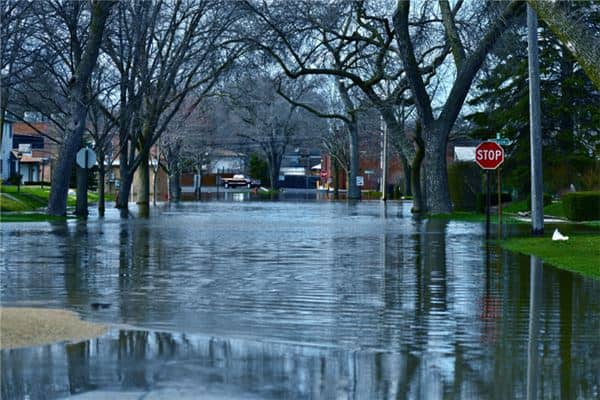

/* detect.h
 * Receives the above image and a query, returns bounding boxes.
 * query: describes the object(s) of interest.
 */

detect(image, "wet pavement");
[1,199,599,399]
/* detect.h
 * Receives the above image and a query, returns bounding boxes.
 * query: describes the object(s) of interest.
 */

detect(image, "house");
[9,121,60,184]
[320,138,405,193]
[278,148,321,189]
[208,149,246,174]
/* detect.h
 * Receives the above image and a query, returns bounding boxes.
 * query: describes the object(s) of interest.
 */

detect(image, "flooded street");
[1,200,599,399]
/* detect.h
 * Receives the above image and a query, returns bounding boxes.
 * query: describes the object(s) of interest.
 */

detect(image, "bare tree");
[393,0,525,213]
[159,99,215,202]
[240,0,437,208]
[102,0,242,217]
[47,0,115,216]
[0,1,37,138]
[224,74,323,189]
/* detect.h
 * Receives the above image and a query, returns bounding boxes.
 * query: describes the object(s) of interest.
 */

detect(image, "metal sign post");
[475,141,505,240]
[75,147,97,217]
[498,168,502,237]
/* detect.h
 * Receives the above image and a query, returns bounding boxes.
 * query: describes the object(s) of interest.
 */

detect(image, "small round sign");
[76,148,97,169]
[475,142,504,170]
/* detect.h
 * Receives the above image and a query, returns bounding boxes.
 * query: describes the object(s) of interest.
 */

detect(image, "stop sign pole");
[475,142,505,240]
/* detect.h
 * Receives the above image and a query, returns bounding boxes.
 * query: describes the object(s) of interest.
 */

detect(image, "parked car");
[221,174,260,188]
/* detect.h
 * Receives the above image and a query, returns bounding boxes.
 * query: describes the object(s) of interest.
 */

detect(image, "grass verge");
[429,211,523,224]
[503,199,566,218]
[1,184,99,211]
[0,213,70,222]
[502,235,600,279]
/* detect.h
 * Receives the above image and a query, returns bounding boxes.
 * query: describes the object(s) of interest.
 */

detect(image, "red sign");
[475,142,504,170]
[320,170,328,178]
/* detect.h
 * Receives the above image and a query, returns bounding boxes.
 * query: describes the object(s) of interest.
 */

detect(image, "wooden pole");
[486,170,491,241]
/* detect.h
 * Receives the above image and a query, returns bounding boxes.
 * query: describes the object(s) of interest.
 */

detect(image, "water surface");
[1,200,599,399]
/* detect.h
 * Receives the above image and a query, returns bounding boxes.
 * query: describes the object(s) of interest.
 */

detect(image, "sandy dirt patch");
[0,307,107,349]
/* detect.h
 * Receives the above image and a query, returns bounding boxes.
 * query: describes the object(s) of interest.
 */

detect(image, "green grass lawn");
[0,213,69,222]
[503,199,566,218]
[502,235,600,278]
[1,184,101,215]
[0,185,50,211]
[430,211,523,224]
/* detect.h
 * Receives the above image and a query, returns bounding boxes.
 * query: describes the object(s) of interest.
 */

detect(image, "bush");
[7,173,22,185]
[448,162,480,211]
[24,181,51,186]
[562,192,600,221]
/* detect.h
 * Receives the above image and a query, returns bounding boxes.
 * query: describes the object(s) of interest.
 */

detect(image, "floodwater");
[1,199,599,399]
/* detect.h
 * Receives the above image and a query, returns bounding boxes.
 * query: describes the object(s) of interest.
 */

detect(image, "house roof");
[211,149,245,157]
[10,149,44,163]
[12,122,51,137]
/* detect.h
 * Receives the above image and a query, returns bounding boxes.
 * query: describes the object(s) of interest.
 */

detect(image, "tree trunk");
[152,165,158,206]
[195,166,202,200]
[98,154,105,217]
[168,169,181,202]
[410,141,425,213]
[116,171,133,217]
[47,1,114,216]
[400,155,412,197]
[48,116,83,216]
[333,159,340,199]
[136,152,150,217]
[75,165,89,217]
[267,150,282,190]
[347,121,361,200]
[423,126,452,214]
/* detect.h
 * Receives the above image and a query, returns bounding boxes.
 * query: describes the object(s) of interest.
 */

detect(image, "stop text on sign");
[477,149,502,161]
[475,141,504,170]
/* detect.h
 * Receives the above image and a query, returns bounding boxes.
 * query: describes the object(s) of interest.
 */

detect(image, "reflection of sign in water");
[356,176,364,186]
[76,148,97,169]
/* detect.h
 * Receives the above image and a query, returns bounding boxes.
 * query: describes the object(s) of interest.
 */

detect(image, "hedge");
[448,162,480,211]
[562,191,600,221]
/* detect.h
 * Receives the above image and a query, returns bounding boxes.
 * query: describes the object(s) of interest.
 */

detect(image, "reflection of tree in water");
[2,205,600,400]
[54,220,108,308]
[117,222,168,326]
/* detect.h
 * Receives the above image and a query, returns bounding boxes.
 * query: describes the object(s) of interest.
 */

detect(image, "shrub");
[7,173,22,185]
[24,181,51,186]
[448,162,480,211]
[562,192,600,221]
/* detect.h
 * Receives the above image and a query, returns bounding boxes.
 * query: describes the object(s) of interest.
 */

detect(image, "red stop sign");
[475,141,504,170]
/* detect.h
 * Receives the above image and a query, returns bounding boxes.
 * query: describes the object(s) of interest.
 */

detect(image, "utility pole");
[380,117,388,201]
[527,4,544,235]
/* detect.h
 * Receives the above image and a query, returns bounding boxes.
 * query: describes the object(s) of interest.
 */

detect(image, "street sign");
[475,142,504,170]
[76,147,97,169]
[356,176,364,186]
[491,138,511,146]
